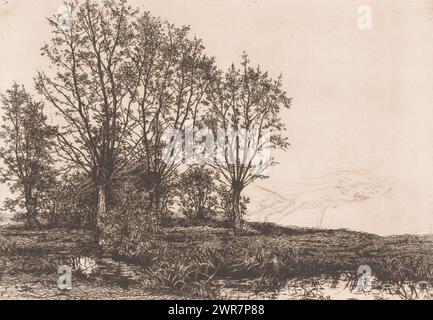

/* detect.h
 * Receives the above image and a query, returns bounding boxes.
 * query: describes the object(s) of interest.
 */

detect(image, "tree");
[0,84,55,228]
[124,17,216,226]
[177,166,218,220]
[36,0,141,237]
[36,0,215,237]
[205,54,291,233]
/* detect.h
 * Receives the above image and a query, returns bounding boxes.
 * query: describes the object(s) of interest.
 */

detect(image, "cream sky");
[1,0,433,234]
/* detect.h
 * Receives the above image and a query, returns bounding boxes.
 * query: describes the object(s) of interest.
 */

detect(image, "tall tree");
[36,0,140,237]
[123,16,215,225]
[205,54,291,233]
[0,84,55,228]
[36,0,215,235]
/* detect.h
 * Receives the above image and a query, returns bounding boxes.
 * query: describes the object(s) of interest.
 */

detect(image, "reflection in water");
[219,275,433,300]
[70,257,98,276]
[56,256,433,299]
[64,255,145,285]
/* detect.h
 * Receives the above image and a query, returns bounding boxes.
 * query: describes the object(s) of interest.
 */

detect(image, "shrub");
[39,173,96,228]
[101,176,155,252]
[177,166,218,220]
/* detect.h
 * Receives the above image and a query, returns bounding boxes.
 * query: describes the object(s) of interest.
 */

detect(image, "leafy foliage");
[0,84,55,228]
[204,53,291,232]
[177,166,218,220]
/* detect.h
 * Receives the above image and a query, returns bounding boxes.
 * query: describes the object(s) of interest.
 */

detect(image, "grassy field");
[1,222,433,299]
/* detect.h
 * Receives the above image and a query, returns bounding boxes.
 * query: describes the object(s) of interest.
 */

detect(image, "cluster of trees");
[0,0,290,245]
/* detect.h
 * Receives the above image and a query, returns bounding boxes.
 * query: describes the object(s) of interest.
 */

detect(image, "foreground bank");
[1,222,433,299]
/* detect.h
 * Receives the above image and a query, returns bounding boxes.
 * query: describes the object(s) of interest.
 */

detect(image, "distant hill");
[245,170,394,235]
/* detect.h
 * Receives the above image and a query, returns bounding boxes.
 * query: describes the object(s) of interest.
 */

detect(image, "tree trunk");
[25,188,40,229]
[197,205,205,220]
[25,203,39,229]
[232,187,243,235]
[95,184,107,243]
[151,185,161,231]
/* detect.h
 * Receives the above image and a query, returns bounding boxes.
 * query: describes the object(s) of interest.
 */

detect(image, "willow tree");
[36,0,140,236]
[205,54,291,233]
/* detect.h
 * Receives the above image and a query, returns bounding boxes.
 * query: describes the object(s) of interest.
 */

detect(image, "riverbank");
[1,222,433,299]
[0,226,171,299]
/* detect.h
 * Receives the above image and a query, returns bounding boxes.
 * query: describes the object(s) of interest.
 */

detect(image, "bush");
[39,173,96,228]
[177,166,218,220]
[101,176,155,252]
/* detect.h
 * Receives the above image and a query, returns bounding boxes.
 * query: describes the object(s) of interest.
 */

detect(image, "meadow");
[1,220,432,300]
